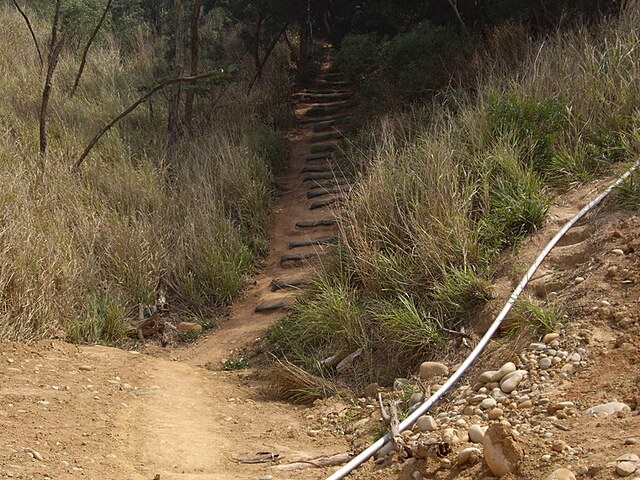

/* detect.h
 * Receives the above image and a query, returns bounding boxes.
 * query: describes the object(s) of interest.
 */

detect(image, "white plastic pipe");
[326,160,640,480]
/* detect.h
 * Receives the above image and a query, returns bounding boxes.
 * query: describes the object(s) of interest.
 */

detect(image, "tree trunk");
[71,0,113,96]
[283,29,298,63]
[39,0,63,167]
[252,12,264,77]
[183,0,202,130]
[297,22,309,80]
[445,0,470,36]
[167,0,183,163]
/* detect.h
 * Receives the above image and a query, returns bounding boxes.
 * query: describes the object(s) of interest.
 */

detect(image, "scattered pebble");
[545,468,576,480]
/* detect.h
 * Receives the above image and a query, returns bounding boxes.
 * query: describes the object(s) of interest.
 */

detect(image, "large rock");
[545,468,576,480]
[419,361,449,380]
[468,424,487,443]
[482,424,524,477]
[584,401,631,415]
[415,415,437,432]
[500,370,527,394]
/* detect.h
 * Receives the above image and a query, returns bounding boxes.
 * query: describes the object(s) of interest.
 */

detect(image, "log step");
[308,179,351,189]
[280,252,328,264]
[255,299,286,313]
[307,188,346,199]
[297,92,353,103]
[310,132,341,143]
[300,113,349,125]
[306,152,333,162]
[317,80,351,87]
[309,143,337,154]
[303,172,347,182]
[302,165,335,173]
[270,278,310,291]
[310,197,343,210]
[305,105,342,117]
[296,219,337,228]
[288,237,337,249]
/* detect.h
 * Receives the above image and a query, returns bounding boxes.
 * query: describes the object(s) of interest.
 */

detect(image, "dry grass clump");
[268,4,640,386]
[0,6,291,342]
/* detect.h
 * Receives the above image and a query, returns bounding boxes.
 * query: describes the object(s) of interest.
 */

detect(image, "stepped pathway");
[184,48,358,368]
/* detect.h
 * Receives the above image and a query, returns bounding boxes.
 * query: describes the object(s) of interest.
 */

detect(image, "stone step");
[270,278,310,291]
[310,197,343,210]
[288,237,337,249]
[280,251,329,264]
[295,219,337,228]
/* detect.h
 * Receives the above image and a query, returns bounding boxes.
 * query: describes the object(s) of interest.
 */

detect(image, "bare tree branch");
[247,22,288,95]
[71,71,225,171]
[70,0,113,96]
[11,0,43,71]
[184,0,202,130]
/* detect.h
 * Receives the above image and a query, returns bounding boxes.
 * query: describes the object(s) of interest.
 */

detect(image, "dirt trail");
[0,47,357,480]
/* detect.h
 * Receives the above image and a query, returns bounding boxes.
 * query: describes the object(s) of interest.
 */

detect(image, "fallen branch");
[378,393,409,460]
[271,452,352,471]
[233,452,280,464]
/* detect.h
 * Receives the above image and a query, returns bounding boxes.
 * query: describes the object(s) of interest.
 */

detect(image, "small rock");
[24,449,43,461]
[482,423,524,477]
[176,322,203,332]
[518,400,533,409]
[552,440,567,452]
[457,447,482,466]
[612,248,625,256]
[541,454,552,462]
[468,424,487,443]
[479,370,501,383]
[616,462,637,477]
[585,402,631,415]
[408,392,424,408]
[419,362,449,380]
[569,353,582,362]
[539,357,552,370]
[259,476,273,480]
[481,397,498,409]
[560,364,575,374]
[79,365,92,372]
[543,333,560,344]
[362,383,381,398]
[497,362,517,380]
[575,277,585,284]
[545,468,576,480]
[489,408,504,420]
[415,415,437,432]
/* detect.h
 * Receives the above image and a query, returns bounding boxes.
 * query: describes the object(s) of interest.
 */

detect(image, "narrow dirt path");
[0,47,358,480]
[183,48,358,369]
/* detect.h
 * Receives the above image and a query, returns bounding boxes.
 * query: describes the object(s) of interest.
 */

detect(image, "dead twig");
[271,452,352,471]
[377,393,409,460]
[233,452,280,464]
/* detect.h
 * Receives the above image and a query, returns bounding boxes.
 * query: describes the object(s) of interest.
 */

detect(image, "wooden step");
[310,132,342,143]
[309,143,337,154]
[280,252,329,264]
[301,165,335,173]
[307,188,347,199]
[310,197,343,210]
[303,172,348,182]
[308,179,351,189]
[300,113,349,125]
[295,219,337,228]
[288,237,337,249]
[270,278,310,291]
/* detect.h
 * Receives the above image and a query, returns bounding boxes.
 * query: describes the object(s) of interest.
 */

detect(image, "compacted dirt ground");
[1,56,639,479]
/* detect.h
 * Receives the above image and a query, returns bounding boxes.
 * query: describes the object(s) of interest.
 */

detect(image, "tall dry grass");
[268,3,640,387]
[0,5,291,342]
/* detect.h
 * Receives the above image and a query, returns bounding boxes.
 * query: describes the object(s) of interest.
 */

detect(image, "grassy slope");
[268,4,640,388]
[0,6,291,342]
